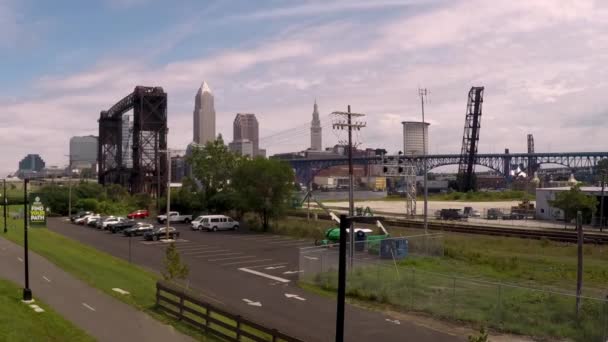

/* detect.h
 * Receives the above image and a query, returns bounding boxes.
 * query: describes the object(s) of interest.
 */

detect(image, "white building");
[536,187,607,221]
[401,121,430,156]
[193,81,216,145]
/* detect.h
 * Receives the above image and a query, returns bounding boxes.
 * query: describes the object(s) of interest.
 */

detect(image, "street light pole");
[419,88,429,234]
[166,149,171,241]
[23,179,32,301]
[68,175,72,219]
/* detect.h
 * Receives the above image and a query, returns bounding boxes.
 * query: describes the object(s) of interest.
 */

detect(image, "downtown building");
[69,135,98,171]
[16,154,45,179]
[193,81,216,145]
[229,113,265,157]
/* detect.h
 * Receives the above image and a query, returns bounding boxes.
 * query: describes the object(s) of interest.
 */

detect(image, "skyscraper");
[193,81,216,144]
[310,100,322,151]
[69,135,98,169]
[232,113,260,156]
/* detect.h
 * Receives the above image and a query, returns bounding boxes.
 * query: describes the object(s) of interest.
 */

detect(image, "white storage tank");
[401,121,430,156]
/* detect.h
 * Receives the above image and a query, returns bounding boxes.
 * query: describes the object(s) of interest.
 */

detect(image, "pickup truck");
[157,211,192,224]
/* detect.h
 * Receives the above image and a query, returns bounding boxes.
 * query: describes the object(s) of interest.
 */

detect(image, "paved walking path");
[0,237,195,342]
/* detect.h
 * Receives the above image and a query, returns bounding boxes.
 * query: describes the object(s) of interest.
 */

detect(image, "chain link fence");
[299,234,608,342]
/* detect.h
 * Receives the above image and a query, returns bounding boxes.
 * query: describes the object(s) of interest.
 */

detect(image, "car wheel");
[212,226,218,232]
[184,218,190,224]
[154,235,159,241]
[233,225,239,231]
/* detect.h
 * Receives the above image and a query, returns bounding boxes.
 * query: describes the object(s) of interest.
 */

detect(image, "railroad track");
[288,211,608,244]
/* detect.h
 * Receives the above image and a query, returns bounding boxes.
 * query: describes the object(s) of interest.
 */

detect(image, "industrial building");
[535,187,608,223]
[69,135,98,170]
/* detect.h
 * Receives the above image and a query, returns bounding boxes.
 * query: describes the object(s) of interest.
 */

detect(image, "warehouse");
[536,187,608,224]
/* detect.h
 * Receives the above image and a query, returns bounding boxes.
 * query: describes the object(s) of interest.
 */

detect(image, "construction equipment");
[301,191,390,246]
[511,199,535,219]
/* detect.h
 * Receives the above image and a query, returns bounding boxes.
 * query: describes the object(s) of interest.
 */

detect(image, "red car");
[127,210,149,219]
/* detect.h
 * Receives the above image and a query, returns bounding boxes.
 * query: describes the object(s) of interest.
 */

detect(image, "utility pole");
[600,171,606,232]
[575,211,583,317]
[3,179,7,233]
[419,88,429,234]
[332,106,366,269]
[166,150,171,241]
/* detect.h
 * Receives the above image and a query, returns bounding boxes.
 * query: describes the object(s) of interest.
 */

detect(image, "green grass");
[273,217,608,341]
[1,213,218,341]
[0,278,95,342]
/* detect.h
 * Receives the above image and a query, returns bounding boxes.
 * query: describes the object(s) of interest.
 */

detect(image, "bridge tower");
[527,133,535,177]
[457,87,484,192]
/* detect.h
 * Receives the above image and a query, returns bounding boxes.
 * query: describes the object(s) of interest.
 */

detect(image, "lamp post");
[23,178,32,301]
[159,149,171,241]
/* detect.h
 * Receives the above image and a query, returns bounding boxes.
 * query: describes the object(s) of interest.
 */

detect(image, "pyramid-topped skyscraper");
[193,81,216,144]
[310,100,322,151]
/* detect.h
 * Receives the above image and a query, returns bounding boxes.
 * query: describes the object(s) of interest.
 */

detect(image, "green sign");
[29,193,46,226]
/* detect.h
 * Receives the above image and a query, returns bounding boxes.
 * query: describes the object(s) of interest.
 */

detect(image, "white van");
[191,215,239,231]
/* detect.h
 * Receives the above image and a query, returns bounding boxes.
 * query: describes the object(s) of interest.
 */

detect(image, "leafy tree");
[104,184,129,202]
[549,185,598,226]
[38,184,69,215]
[232,158,294,231]
[187,136,241,207]
[75,198,99,212]
[162,242,189,282]
[74,182,105,200]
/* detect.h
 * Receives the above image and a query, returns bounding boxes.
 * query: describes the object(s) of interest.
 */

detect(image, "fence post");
[603,295,608,342]
[272,329,278,342]
[179,296,184,321]
[236,316,241,341]
[156,282,160,306]
[205,303,210,331]
[410,268,416,309]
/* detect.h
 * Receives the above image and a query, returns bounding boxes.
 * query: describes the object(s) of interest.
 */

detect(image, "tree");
[597,159,608,230]
[232,158,295,231]
[162,242,189,282]
[187,136,241,208]
[549,185,598,228]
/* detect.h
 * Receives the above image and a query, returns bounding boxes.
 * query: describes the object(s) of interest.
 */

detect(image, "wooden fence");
[156,281,304,342]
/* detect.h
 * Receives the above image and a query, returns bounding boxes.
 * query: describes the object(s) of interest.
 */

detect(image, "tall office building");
[310,100,322,151]
[17,154,45,178]
[193,81,216,144]
[233,113,260,156]
[69,135,98,169]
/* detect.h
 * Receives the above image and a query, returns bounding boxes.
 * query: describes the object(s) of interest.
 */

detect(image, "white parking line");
[204,252,242,258]
[221,258,273,266]
[182,249,227,256]
[248,262,289,269]
[17,257,23,262]
[177,246,217,252]
[208,255,254,262]
[42,276,51,283]
[238,267,291,283]
[82,303,96,312]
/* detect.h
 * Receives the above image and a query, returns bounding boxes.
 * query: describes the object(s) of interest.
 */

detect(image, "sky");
[1,0,608,176]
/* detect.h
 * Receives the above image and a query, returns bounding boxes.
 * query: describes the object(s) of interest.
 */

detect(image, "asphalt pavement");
[0,235,194,342]
[48,218,464,342]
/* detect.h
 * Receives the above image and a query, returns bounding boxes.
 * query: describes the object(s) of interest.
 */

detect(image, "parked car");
[96,216,114,229]
[75,214,96,225]
[143,226,180,241]
[100,217,124,230]
[109,220,136,234]
[71,211,92,223]
[127,209,149,219]
[157,211,192,224]
[86,215,103,227]
[123,222,154,237]
[192,215,239,232]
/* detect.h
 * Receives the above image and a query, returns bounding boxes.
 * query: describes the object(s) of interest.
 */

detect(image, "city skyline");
[193,81,216,145]
[2,1,608,177]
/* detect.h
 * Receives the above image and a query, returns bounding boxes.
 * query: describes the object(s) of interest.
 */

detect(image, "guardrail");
[156,281,303,342]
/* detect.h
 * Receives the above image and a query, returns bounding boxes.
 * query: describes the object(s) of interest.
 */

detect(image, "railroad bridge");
[286,152,608,185]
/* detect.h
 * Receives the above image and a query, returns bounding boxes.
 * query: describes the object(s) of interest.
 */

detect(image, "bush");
[75,198,99,212]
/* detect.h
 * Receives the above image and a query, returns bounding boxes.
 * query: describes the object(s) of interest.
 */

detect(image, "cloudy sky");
[1,0,607,176]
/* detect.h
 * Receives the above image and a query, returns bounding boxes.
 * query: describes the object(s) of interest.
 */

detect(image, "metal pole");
[129,235,132,264]
[576,211,583,317]
[68,176,72,219]
[600,174,605,232]
[335,214,348,342]
[166,150,171,241]
[347,105,355,269]
[3,179,7,233]
[420,89,428,234]
[23,179,32,301]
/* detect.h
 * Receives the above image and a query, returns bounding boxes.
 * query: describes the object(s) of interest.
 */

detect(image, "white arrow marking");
[385,319,400,325]
[17,257,23,262]
[112,288,130,295]
[242,299,262,307]
[265,266,286,270]
[285,293,306,301]
[283,270,304,275]
[82,303,96,312]
[42,276,51,283]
